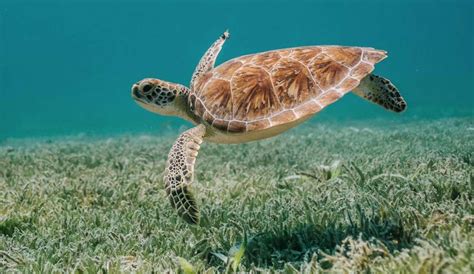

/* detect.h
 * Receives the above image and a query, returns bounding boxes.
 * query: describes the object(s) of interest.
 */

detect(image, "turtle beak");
[131,83,143,101]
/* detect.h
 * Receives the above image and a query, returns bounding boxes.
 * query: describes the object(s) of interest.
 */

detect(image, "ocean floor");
[0,118,473,272]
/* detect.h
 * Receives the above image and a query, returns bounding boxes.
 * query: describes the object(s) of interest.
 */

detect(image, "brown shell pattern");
[189,46,387,133]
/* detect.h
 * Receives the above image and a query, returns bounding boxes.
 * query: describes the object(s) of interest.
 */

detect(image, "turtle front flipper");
[164,124,206,224]
[190,30,230,87]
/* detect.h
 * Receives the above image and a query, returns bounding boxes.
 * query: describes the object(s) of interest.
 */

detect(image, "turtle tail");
[353,74,407,113]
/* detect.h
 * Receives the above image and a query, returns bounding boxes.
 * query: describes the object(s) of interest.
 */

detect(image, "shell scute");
[289,47,322,63]
[271,58,319,109]
[252,51,281,70]
[246,119,271,132]
[277,49,293,57]
[309,54,350,90]
[231,65,281,121]
[212,119,229,131]
[351,62,374,79]
[214,60,242,80]
[363,49,387,63]
[324,47,362,67]
[337,77,360,91]
[199,79,232,120]
[193,72,213,96]
[270,110,297,125]
[294,100,322,118]
[318,90,342,106]
[228,120,247,132]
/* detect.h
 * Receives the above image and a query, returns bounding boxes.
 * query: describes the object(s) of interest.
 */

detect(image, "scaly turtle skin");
[131,31,407,224]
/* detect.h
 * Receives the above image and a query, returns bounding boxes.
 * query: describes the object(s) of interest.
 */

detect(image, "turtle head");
[131,78,190,117]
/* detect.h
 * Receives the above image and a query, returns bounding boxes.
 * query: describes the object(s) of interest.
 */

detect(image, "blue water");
[1,0,472,139]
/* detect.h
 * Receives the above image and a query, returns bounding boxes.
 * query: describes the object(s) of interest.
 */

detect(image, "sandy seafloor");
[0,117,473,272]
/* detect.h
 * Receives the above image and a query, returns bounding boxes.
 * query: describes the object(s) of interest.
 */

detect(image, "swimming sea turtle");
[131,31,407,224]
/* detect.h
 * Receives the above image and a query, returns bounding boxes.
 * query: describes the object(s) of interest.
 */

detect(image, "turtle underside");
[189,46,386,133]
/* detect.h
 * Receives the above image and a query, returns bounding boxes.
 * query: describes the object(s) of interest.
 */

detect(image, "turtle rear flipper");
[164,124,206,224]
[353,74,407,113]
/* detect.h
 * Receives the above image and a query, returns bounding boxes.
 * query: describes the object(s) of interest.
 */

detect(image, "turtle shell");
[189,46,386,133]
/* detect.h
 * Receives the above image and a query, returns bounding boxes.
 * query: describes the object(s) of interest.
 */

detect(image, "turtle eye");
[142,84,152,93]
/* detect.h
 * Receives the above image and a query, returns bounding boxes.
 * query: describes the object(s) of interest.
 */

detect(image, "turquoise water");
[0,0,472,139]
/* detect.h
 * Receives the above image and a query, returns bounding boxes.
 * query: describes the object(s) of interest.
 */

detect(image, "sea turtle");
[131,31,407,224]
